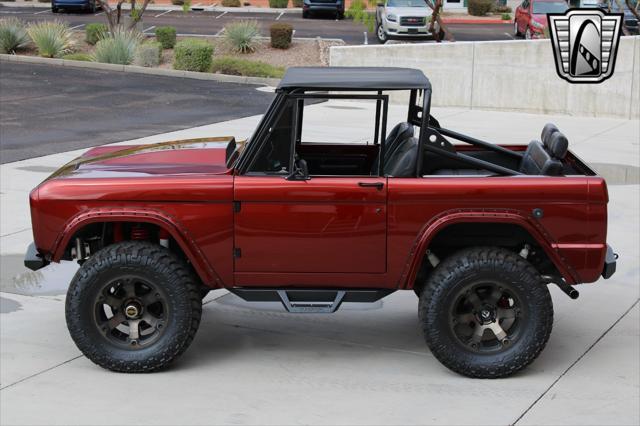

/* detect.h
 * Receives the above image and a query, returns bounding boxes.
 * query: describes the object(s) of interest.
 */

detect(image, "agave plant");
[224,20,260,54]
[27,20,74,58]
[0,18,30,54]
[93,29,143,65]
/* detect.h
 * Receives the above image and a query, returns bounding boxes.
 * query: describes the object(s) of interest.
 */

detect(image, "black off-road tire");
[418,246,553,378]
[65,241,202,373]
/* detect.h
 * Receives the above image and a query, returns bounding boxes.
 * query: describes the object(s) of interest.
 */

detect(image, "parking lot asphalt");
[0,102,638,425]
[0,6,516,44]
[0,61,275,163]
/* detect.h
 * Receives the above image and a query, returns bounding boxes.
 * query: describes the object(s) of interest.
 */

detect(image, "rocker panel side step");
[228,288,395,313]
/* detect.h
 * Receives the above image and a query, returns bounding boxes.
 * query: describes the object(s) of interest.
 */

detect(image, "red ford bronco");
[25,67,617,378]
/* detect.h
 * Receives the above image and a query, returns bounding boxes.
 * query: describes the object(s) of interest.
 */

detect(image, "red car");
[514,0,568,39]
[25,67,617,378]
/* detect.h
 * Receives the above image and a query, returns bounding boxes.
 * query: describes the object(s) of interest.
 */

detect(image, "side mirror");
[287,158,310,181]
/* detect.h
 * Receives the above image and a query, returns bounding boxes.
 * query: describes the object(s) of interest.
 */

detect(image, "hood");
[387,6,433,17]
[47,137,240,180]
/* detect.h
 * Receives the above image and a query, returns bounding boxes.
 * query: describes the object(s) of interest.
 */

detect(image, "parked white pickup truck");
[375,0,438,44]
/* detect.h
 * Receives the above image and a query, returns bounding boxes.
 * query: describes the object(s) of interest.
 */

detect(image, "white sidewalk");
[1,103,639,425]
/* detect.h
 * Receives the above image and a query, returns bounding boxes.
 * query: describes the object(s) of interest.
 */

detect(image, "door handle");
[358,182,384,190]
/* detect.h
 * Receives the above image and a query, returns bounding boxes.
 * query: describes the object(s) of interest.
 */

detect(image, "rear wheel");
[418,247,553,378]
[302,10,309,18]
[514,20,521,37]
[65,241,202,373]
[51,5,59,12]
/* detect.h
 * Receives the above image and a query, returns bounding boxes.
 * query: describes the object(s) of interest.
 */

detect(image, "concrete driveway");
[1,103,638,425]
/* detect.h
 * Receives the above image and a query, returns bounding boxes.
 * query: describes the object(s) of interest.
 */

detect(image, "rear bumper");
[602,244,617,279]
[24,242,49,271]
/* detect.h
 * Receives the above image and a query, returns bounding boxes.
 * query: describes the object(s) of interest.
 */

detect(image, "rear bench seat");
[431,123,569,176]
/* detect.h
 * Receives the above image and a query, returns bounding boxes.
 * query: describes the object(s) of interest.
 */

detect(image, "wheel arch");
[401,210,579,291]
[52,208,223,287]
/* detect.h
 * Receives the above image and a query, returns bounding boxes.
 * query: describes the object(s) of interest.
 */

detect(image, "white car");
[375,0,437,44]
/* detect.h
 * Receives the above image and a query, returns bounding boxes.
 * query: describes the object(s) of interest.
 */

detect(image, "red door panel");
[234,176,387,274]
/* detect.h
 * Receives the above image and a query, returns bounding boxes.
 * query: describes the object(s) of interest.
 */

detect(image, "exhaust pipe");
[543,276,579,299]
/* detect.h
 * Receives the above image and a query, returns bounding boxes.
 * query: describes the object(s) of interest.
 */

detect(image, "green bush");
[268,0,288,7]
[270,23,292,49]
[171,0,184,4]
[155,26,176,49]
[0,18,30,54]
[62,52,93,61]
[93,29,142,64]
[134,41,162,67]
[501,13,511,20]
[211,56,285,78]
[27,21,74,58]
[467,0,494,16]
[345,0,375,32]
[292,0,303,6]
[85,23,107,45]
[173,38,213,72]
[224,20,259,53]
[222,0,241,5]
[182,0,191,13]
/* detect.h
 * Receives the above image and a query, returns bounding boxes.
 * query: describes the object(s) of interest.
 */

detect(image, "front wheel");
[418,247,553,378]
[376,23,387,44]
[65,241,202,373]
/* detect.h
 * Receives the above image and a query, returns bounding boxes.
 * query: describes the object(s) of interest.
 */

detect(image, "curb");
[442,18,509,24]
[0,53,281,86]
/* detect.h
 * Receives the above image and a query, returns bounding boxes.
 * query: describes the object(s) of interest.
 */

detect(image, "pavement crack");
[0,355,84,391]
[512,298,640,425]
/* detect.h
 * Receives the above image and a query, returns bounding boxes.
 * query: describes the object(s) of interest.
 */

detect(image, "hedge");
[268,0,288,8]
[467,0,494,16]
[221,0,241,6]
[173,39,213,72]
[85,23,107,45]
[155,26,176,49]
[270,23,293,49]
[211,56,285,78]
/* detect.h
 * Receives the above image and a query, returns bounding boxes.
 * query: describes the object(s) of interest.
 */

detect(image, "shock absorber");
[130,225,149,241]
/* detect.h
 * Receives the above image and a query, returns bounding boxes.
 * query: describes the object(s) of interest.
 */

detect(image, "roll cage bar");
[234,87,523,177]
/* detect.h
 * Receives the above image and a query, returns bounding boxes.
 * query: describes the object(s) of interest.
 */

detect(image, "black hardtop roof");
[277,67,431,91]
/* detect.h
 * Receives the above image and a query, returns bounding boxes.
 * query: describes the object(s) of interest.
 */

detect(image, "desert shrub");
[0,18,30,54]
[134,41,162,67]
[171,0,184,4]
[27,21,74,58]
[292,0,303,6]
[211,56,285,78]
[173,38,213,71]
[37,0,50,3]
[501,13,511,20]
[155,26,176,48]
[93,29,142,64]
[494,5,512,13]
[222,0,241,5]
[270,23,292,49]
[467,0,494,16]
[85,23,107,45]
[268,0,288,7]
[62,52,93,61]
[182,0,191,13]
[345,0,375,32]
[224,20,259,53]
